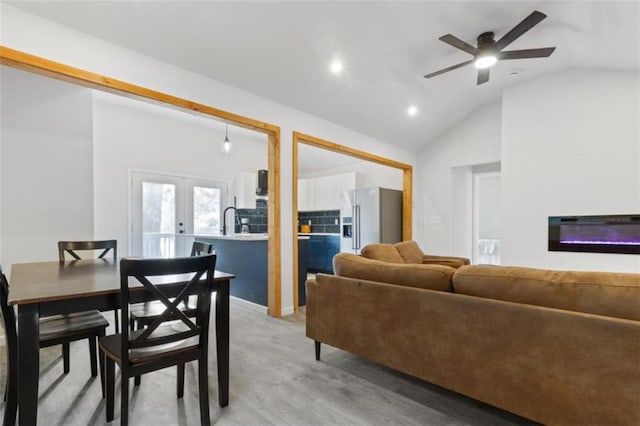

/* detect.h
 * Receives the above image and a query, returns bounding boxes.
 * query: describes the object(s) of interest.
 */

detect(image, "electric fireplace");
[548,214,640,255]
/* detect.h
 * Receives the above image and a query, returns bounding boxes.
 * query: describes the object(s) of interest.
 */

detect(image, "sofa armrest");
[422,254,470,268]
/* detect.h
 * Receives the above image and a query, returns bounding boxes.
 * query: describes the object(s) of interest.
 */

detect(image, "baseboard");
[230,296,268,314]
[228,296,295,317]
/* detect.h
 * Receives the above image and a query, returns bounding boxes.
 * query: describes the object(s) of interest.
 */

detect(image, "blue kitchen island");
[196,234,308,308]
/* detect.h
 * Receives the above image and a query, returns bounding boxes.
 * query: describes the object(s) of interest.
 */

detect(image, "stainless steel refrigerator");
[340,187,403,253]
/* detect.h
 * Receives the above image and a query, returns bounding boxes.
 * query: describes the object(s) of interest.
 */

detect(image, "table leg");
[215,280,229,407]
[18,303,40,426]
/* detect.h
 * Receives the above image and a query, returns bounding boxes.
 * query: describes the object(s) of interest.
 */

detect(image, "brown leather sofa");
[306,241,640,426]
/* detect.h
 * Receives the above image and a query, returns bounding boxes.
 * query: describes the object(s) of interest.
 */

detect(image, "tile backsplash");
[236,199,268,234]
[234,201,340,234]
[298,210,340,233]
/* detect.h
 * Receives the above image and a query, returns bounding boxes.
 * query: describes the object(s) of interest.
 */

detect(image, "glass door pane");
[142,181,177,257]
[192,186,221,234]
[131,172,185,257]
[184,178,227,238]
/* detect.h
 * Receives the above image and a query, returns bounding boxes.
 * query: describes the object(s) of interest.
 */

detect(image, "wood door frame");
[292,131,413,311]
[0,46,283,317]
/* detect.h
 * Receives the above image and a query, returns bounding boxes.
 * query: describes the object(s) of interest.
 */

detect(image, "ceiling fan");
[424,10,556,85]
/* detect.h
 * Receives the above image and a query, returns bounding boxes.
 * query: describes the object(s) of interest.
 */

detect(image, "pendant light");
[222,124,231,154]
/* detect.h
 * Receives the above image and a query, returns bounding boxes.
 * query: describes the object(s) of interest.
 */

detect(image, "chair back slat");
[191,241,213,256]
[58,240,117,262]
[0,265,17,347]
[1,264,19,426]
[119,254,216,362]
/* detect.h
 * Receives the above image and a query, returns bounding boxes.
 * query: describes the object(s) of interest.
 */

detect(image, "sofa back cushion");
[394,241,424,264]
[453,265,640,321]
[361,243,404,264]
[333,253,455,292]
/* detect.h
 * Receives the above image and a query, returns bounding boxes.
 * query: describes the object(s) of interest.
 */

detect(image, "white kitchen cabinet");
[298,178,309,211]
[234,172,256,209]
[314,175,335,210]
[298,172,361,211]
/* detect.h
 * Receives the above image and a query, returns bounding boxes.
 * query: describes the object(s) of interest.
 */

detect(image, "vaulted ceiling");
[7,1,640,152]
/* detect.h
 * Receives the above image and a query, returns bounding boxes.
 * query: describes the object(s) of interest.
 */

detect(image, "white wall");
[0,5,416,312]
[418,69,639,273]
[0,68,94,271]
[501,69,640,272]
[416,101,502,256]
[92,91,267,252]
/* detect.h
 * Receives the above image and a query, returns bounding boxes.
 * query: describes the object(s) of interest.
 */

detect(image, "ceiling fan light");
[474,54,497,69]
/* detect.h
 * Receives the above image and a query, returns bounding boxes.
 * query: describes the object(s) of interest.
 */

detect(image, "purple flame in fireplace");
[560,240,640,245]
[559,223,640,246]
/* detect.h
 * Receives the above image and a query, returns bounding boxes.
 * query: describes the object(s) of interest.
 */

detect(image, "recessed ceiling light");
[407,106,418,117]
[329,59,343,75]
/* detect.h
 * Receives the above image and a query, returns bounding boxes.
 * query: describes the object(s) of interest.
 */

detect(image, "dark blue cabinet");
[307,235,340,274]
[325,236,340,272]
[307,236,326,272]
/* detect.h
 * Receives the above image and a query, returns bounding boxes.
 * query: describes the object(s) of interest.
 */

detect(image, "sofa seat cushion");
[394,241,424,264]
[453,265,640,321]
[361,243,404,264]
[333,252,455,292]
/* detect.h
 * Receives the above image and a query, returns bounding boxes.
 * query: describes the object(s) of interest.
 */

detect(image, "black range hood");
[256,169,268,196]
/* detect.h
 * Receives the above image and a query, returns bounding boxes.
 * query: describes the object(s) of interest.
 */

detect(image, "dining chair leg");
[106,358,115,422]
[134,375,141,386]
[3,356,18,426]
[177,363,185,398]
[99,333,106,399]
[62,342,70,374]
[198,358,211,426]
[121,375,129,426]
[89,336,98,377]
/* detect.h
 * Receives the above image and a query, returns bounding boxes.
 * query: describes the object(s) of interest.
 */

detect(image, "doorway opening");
[291,132,413,312]
[473,166,501,265]
[0,46,283,317]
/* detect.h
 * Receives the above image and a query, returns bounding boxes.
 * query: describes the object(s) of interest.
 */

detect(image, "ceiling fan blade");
[495,10,547,51]
[477,68,490,85]
[424,60,473,79]
[438,34,478,55]
[500,47,556,59]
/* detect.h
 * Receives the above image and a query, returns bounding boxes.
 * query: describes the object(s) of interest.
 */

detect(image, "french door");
[131,172,227,257]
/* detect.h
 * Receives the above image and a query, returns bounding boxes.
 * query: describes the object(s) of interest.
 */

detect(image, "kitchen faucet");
[222,206,241,235]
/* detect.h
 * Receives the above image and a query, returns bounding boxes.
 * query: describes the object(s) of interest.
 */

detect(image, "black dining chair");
[99,254,216,426]
[1,264,108,426]
[58,240,120,332]
[129,241,213,330]
[128,241,213,386]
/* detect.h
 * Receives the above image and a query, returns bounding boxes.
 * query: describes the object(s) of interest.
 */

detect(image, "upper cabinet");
[298,172,360,211]
[234,172,256,209]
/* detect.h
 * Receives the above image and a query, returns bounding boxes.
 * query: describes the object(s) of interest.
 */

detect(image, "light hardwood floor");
[0,300,535,425]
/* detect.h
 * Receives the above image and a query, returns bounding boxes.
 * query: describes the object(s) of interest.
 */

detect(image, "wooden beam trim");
[292,139,300,312]
[293,131,412,171]
[267,131,282,317]
[0,46,279,134]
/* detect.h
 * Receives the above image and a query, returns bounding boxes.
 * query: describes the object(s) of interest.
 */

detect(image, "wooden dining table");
[9,258,234,426]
